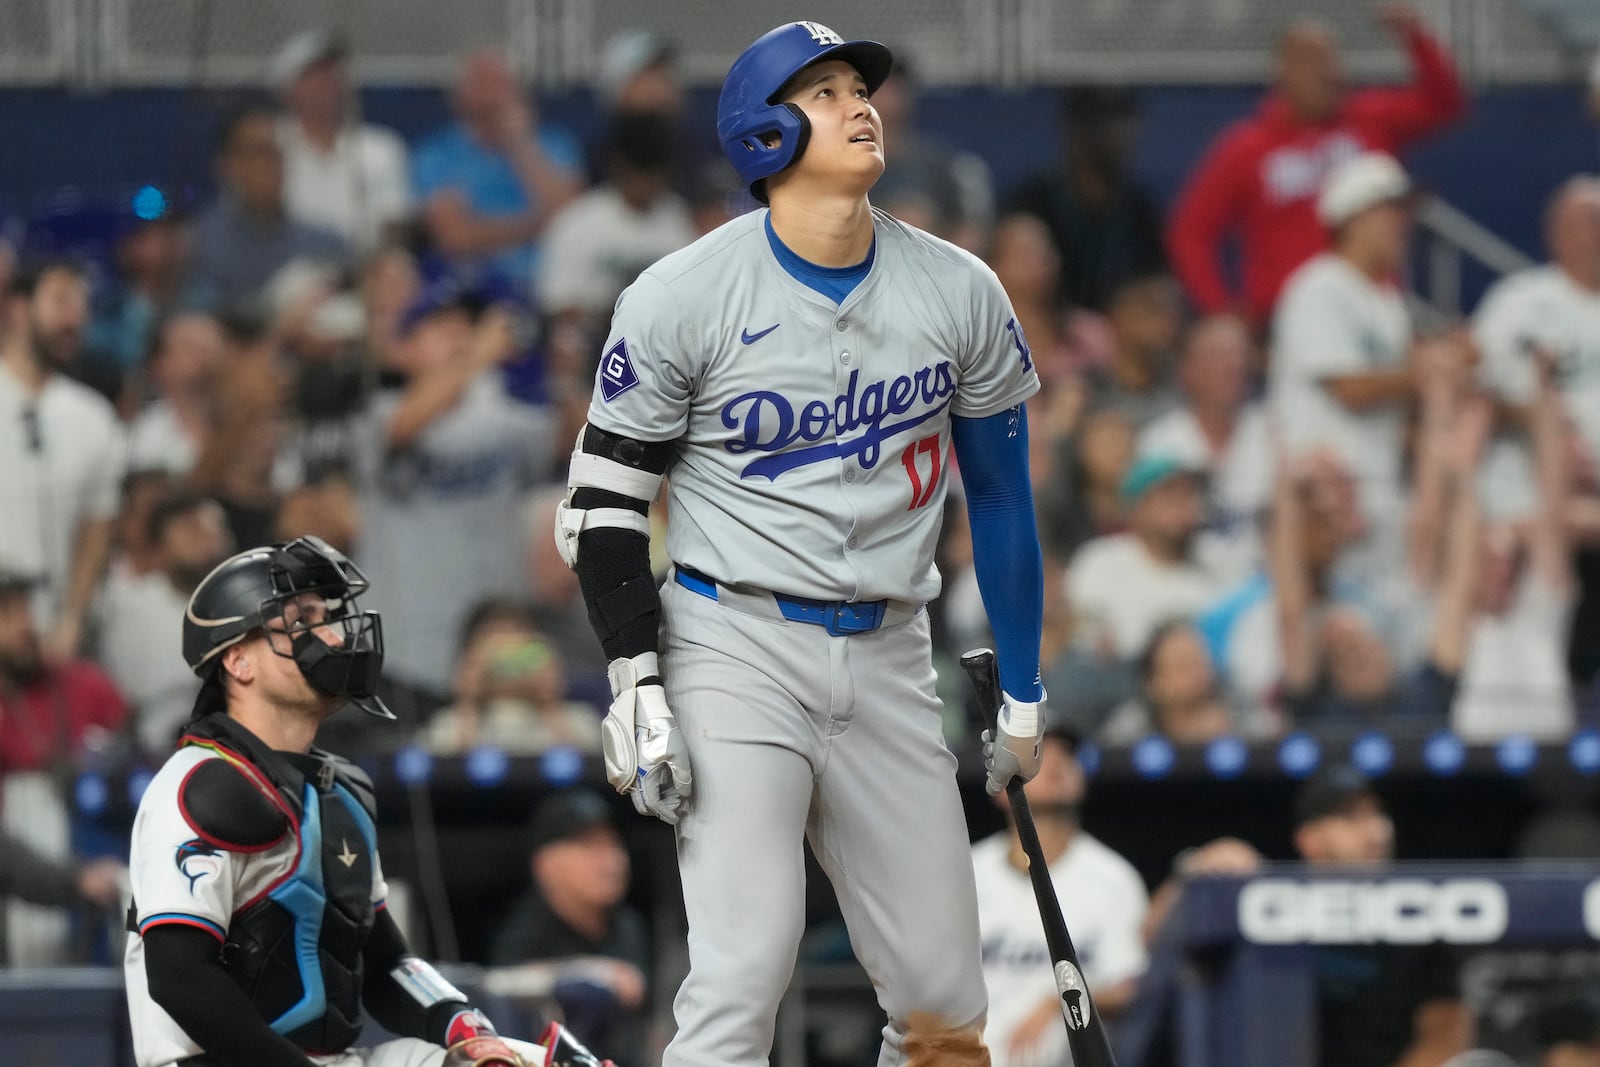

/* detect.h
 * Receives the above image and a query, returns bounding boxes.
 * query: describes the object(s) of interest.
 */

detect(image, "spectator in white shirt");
[1269,152,1428,586]
[1068,455,1218,659]
[126,311,225,477]
[972,722,1148,1067]
[1452,353,1577,739]
[537,113,693,324]
[97,490,233,753]
[1472,176,1600,518]
[1139,314,1271,583]
[273,31,412,252]
[0,261,124,659]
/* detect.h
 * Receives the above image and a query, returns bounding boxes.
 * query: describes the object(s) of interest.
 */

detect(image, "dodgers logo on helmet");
[716,21,893,200]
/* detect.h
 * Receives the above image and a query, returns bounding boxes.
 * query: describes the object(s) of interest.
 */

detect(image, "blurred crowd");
[3,9,1600,1064]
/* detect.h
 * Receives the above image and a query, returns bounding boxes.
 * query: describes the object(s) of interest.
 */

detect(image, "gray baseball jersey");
[586,207,1039,602]
[581,206,1038,1067]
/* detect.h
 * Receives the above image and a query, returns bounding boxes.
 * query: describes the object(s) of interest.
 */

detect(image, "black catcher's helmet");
[183,536,393,720]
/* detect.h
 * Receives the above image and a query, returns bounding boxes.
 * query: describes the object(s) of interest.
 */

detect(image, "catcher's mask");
[183,536,393,720]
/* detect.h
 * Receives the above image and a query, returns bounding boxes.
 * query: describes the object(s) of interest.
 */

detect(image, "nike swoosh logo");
[741,324,780,345]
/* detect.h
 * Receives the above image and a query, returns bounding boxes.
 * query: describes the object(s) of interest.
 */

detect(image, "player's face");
[252,591,349,714]
[780,60,884,194]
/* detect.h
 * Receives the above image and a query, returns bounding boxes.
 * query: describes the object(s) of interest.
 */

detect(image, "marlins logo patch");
[175,838,222,893]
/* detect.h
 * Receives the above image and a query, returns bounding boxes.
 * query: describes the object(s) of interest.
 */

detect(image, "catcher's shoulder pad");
[322,752,377,821]
[178,756,291,851]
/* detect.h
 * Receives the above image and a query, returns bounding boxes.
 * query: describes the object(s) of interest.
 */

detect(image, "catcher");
[123,535,611,1067]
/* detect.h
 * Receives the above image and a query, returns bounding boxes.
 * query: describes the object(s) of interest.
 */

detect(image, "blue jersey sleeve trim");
[950,406,1044,702]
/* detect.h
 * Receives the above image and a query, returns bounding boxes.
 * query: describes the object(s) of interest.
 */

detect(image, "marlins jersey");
[586,207,1039,605]
[123,743,386,1067]
[971,831,1148,1067]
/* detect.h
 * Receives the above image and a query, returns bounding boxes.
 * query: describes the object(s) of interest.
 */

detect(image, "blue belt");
[674,566,888,637]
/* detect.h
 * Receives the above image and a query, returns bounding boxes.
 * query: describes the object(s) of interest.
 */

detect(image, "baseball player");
[123,535,610,1067]
[554,20,1047,1067]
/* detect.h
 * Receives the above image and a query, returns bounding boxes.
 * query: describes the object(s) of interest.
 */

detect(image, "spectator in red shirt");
[0,563,127,775]
[1166,4,1465,327]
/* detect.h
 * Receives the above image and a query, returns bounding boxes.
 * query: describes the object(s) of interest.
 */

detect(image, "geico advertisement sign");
[1239,879,1508,944]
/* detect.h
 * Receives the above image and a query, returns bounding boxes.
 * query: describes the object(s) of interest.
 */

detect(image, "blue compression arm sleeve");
[949,406,1045,702]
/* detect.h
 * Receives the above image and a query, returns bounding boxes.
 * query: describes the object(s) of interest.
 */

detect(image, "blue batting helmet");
[717,21,893,203]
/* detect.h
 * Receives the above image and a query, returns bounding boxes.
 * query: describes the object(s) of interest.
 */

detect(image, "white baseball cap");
[596,28,674,103]
[1316,151,1412,228]
[270,30,347,91]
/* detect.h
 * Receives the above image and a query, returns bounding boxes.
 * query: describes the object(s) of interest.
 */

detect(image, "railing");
[1410,195,1537,325]
[0,0,1590,89]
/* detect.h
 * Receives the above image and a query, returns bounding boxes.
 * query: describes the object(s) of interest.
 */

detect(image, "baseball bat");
[961,648,1119,1067]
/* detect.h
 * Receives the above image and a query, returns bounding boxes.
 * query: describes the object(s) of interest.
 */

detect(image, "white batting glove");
[602,653,693,825]
[982,691,1046,796]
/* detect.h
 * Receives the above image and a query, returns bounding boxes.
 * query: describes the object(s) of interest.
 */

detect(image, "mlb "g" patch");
[600,339,641,402]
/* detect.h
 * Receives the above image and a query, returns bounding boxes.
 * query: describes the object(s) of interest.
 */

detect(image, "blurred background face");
[1078,408,1136,494]
[1276,22,1343,121]
[1132,474,1206,555]
[157,501,233,593]
[990,214,1060,307]
[401,307,473,375]
[117,473,175,563]
[1341,200,1412,273]
[1147,625,1215,708]
[1322,607,1394,702]
[1547,179,1600,281]
[153,313,225,396]
[286,56,348,126]
[0,592,43,686]
[1107,275,1182,366]
[12,266,89,370]
[1475,522,1527,616]
[870,70,912,129]
[479,631,564,707]
[1180,316,1253,411]
[535,825,631,911]
[1297,795,1395,865]
[222,114,285,212]
[454,51,519,138]
[1018,734,1086,819]
[1290,454,1366,571]
[118,219,187,283]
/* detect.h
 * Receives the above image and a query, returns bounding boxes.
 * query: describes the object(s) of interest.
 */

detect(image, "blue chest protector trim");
[262,781,379,1035]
